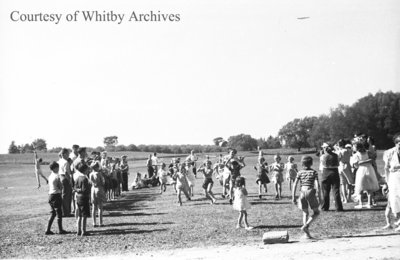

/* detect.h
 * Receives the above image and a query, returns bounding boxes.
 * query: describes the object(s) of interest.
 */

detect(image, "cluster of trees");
[8,91,399,154]
[278,91,400,150]
[8,139,47,154]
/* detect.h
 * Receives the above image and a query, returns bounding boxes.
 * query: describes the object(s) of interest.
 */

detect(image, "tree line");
[8,91,399,154]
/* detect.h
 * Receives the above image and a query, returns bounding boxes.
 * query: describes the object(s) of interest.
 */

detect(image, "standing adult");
[383,133,400,229]
[58,148,73,217]
[146,154,154,178]
[320,143,343,211]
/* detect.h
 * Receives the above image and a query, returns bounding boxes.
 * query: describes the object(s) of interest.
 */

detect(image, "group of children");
[39,135,400,239]
[40,146,131,236]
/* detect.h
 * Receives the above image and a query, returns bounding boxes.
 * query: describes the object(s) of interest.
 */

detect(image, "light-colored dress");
[270,162,284,184]
[233,187,251,211]
[383,147,400,214]
[337,148,355,185]
[89,171,106,205]
[158,169,168,185]
[352,151,380,194]
[185,166,196,187]
[284,162,297,180]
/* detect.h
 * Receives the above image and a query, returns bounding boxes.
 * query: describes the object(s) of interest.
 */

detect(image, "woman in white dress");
[383,133,400,230]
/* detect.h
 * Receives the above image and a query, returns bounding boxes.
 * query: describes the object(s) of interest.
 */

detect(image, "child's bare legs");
[258,182,262,198]
[383,205,392,229]
[264,183,267,193]
[190,186,194,197]
[160,183,164,194]
[98,204,103,226]
[77,216,82,235]
[274,183,279,198]
[206,184,216,204]
[229,180,234,204]
[236,211,244,228]
[82,216,87,235]
[288,179,292,191]
[340,183,348,203]
[177,189,182,206]
[92,204,98,226]
[222,177,228,198]
[301,207,320,238]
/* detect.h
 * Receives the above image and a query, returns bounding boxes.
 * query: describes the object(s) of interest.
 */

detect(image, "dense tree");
[32,138,47,151]
[227,134,258,151]
[104,136,118,151]
[278,117,316,151]
[8,141,19,154]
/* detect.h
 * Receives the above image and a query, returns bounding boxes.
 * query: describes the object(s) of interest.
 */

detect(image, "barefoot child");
[233,177,253,230]
[74,162,91,236]
[285,156,298,191]
[45,162,68,235]
[89,162,106,227]
[197,161,217,204]
[34,150,48,189]
[173,164,191,206]
[292,156,321,239]
[270,155,284,199]
[225,158,246,204]
[158,163,168,194]
[254,152,270,199]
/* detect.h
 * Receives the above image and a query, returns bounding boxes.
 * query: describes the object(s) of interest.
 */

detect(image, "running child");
[197,161,217,204]
[158,163,169,194]
[270,154,284,199]
[284,156,298,191]
[292,156,321,239]
[173,164,191,206]
[225,158,246,204]
[233,177,253,230]
[254,152,270,199]
[45,161,68,235]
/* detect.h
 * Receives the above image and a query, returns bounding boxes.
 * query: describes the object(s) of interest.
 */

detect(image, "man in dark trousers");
[320,143,344,211]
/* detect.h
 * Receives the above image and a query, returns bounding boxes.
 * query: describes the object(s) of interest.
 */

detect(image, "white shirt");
[58,158,70,177]
[48,172,62,195]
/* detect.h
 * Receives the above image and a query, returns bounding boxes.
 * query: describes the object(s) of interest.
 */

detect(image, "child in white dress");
[270,155,284,199]
[233,177,253,230]
[158,163,168,194]
[285,156,298,192]
[351,142,380,209]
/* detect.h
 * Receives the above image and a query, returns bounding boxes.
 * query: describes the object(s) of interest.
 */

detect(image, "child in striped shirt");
[292,156,322,239]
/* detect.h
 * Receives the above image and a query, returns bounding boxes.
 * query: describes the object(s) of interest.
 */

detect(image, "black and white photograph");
[0,0,399,259]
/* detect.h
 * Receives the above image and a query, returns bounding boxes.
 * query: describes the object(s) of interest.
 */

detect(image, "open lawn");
[0,151,396,258]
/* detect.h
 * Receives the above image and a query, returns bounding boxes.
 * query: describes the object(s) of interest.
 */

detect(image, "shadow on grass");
[104,188,159,212]
[107,222,174,227]
[254,224,302,229]
[89,228,168,236]
[340,207,385,212]
[107,212,166,217]
[329,232,400,239]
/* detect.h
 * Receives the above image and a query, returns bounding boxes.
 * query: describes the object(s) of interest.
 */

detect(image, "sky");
[0,0,399,153]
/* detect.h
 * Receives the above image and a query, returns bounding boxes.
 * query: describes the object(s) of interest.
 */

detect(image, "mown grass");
[0,151,390,258]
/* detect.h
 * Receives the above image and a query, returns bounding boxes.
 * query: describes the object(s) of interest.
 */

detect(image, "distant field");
[0,150,390,258]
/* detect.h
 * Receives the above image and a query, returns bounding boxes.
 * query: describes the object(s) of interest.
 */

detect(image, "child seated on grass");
[45,162,68,235]
[292,156,321,239]
[74,162,91,236]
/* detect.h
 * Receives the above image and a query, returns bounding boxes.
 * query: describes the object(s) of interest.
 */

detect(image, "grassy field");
[0,150,391,258]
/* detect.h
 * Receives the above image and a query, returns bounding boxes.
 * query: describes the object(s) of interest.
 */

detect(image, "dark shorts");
[298,188,319,210]
[256,172,270,184]
[202,178,214,190]
[76,197,90,217]
[48,193,62,215]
